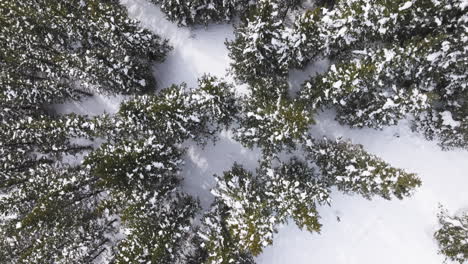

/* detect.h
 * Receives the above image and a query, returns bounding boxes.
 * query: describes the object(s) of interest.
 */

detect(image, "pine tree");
[296,0,468,148]
[82,125,209,263]
[191,202,256,264]
[114,190,199,264]
[189,75,239,139]
[258,157,330,232]
[287,8,324,69]
[83,136,183,192]
[209,164,277,256]
[434,206,468,264]
[302,0,467,57]
[199,137,422,258]
[0,165,116,263]
[0,0,171,108]
[411,17,468,149]
[235,88,314,155]
[152,0,250,25]
[98,76,238,145]
[226,0,294,85]
[303,136,422,199]
[0,113,96,178]
[300,41,429,128]
[200,159,330,259]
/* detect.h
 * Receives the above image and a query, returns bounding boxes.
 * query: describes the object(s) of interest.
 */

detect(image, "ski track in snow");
[68,1,465,263]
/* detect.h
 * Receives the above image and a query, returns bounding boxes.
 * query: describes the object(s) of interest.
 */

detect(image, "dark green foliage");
[0,74,241,262]
[434,206,468,264]
[210,164,276,256]
[84,137,183,191]
[152,0,304,26]
[98,75,238,145]
[295,0,468,149]
[300,41,429,128]
[115,191,199,264]
[305,0,467,56]
[0,113,96,178]
[0,0,170,107]
[152,0,250,25]
[189,202,256,264]
[201,160,330,259]
[193,75,239,131]
[259,158,330,232]
[0,165,115,263]
[226,0,292,85]
[235,92,314,155]
[303,137,422,199]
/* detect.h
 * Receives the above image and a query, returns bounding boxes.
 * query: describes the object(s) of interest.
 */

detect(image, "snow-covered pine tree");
[226,0,294,85]
[235,79,314,155]
[303,136,421,199]
[98,76,238,145]
[411,14,468,149]
[258,157,330,232]
[114,190,199,264]
[434,206,468,264]
[152,0,304,25]
[299,41,429,128]
[303,0,467,58]
[82,136,198,262]
[189,75,239,138]
[297,0,468,149]
[0,113,96,177]
[287,8,324,69]
[0,165,116,263]
[152,0,250,25]
[83,136,183,192]
[198,159,330,259]
[190,202,256,264]
[208,163,277,256]
[0,0,170,107]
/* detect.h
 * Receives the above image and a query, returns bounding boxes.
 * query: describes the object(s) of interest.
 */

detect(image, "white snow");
[441,111,461,128]
[399,2,413,11]
[427,52,442,62]
[64,1,467,263]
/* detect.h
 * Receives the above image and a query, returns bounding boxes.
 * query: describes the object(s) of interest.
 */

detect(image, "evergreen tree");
[151,0,304,26]
[152,0,250,25]
[114,190,199,264]
[287,8,324,68]
[226,0,294,85]
[209,164,277,256]
[300,41,429,128]
[199,159,330,259]
[235,90,314,155]
[199,139,421,258]
[434,206,468,264]
[83,136,183,192]
[98,76,238,145]
[0,0,171,108]
[303,136,422,199]
[301,0,467,57]
[297,0,468,149]
[0,113,96,177]
[192,202,257,264]
[0,165,116,263]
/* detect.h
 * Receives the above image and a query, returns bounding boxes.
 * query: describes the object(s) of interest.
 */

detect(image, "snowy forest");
[0,0,467,263]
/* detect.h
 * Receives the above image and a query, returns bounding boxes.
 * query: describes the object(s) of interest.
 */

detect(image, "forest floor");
[68,0,468,263]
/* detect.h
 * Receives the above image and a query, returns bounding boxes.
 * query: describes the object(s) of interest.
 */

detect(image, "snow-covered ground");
[114,1,466,263]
